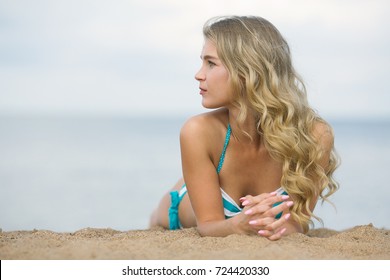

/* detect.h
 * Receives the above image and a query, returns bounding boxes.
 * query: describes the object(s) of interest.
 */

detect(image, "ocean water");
[0,115,389,232]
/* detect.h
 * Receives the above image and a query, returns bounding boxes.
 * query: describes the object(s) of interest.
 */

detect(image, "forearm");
[196,218,243,237]
[196,204,301,238]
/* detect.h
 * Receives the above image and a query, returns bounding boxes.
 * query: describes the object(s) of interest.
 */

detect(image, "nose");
[195,67,205,81]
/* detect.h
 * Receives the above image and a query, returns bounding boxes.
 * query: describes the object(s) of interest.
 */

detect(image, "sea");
[0,115,389,232]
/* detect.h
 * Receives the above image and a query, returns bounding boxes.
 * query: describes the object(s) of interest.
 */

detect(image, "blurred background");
[0,0,389,232]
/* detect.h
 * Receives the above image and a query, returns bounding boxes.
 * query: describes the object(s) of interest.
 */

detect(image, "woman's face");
[195,39,233,109]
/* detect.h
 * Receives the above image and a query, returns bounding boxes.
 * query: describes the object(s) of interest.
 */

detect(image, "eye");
[208,60,216,67]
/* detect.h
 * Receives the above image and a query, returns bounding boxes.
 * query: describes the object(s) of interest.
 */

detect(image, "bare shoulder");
[180,109,229,158]
[180,109,228,139]
[312,120,334,151]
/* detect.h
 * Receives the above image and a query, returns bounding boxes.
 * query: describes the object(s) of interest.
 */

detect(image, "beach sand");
[1,224,389,260]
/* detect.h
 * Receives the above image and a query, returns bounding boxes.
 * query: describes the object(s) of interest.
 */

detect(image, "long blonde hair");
[203,16,339,232]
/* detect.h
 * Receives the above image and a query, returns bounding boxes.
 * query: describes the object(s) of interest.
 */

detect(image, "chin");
[201,101,223,109]
[202,104,220,109]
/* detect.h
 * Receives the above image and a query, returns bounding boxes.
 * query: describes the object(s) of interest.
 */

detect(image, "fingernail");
[258,230,265,235]
[285,213,291,220]
[280,228,287,235]
[270,191,277,195]
[242,200,250,206]
[239,197,246,202]
[249,220,257,225]
[286,201,294,207]
[281,195,289,200]
[244,209,253,215]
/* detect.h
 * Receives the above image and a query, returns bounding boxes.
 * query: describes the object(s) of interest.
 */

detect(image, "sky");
[0,0,389,120]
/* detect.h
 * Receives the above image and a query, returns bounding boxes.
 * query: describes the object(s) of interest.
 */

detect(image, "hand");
[239,192,294,240]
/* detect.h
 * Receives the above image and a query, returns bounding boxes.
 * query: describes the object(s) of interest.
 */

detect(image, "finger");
[244,203,272,216]
[248,216,275,227]
[249,212,290,231]
[258,227,287,240]
[257,229,274,238]
[244,193,290,209]
[244,198,293,216]
[264,213,291,231]
[264,200,294,218]
[267,227,287,241]
[239,195,253,206]
[262,194,290,206]
[240,191,277,207]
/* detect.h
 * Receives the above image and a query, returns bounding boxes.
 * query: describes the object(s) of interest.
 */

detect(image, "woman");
[150,16,339,241]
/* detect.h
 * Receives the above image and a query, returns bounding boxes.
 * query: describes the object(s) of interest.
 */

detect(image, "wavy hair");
[203,16,339,232]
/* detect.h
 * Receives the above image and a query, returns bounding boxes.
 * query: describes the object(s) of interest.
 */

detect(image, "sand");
[0,224,389,260]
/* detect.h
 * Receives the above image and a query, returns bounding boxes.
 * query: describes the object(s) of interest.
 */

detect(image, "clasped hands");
[236,192,294,241]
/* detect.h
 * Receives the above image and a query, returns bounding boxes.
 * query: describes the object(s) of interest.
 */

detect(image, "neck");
[227,108,261,145]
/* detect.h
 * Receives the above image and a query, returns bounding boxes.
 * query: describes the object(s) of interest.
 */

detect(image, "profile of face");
[195,39,233,109]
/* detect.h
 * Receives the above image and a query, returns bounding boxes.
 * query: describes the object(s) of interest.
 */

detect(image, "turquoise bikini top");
[217,124,231,174]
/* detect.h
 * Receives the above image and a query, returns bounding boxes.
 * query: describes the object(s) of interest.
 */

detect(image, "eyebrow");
[201,54,219,60]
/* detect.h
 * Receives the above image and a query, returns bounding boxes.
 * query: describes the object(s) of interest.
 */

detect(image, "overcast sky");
[0,0,389,119]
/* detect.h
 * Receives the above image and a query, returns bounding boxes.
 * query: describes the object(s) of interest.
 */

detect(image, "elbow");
[196,223,210,237]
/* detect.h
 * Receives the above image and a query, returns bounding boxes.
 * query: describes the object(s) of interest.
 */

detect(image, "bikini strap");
[216,124,231,174]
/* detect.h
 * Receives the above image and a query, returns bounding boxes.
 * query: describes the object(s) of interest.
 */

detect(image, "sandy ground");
[1,224,389,259]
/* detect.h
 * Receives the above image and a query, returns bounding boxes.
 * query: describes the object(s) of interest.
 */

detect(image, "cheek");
[214,70,230,86]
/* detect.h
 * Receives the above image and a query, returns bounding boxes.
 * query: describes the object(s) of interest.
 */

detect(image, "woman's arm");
[180,116,293,237]
[180,117,234,236]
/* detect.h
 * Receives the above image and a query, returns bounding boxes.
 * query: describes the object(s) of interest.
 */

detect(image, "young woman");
[150,16,339,241]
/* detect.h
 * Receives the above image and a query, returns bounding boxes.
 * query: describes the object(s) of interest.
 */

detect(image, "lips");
[199,87,207,95]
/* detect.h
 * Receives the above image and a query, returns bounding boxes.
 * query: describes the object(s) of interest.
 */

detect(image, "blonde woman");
[150,16,339,241]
